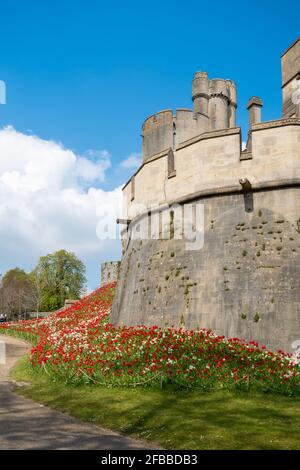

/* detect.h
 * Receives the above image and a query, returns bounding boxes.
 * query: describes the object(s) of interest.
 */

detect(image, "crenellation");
[175,109,206,145]
[192,71,209,117]
[142,110,173,162]
[141,72,238,163]
[227,80,237,128]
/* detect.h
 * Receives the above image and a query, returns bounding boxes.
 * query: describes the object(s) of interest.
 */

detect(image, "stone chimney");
[247,96,263,127]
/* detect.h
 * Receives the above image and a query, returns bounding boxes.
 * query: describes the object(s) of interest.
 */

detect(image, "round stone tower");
[111,40,300,354]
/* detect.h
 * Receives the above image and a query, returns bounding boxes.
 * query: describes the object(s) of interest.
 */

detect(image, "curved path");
[0,334,156,450]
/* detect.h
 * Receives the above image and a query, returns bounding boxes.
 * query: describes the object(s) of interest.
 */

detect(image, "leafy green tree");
[28,267,44,317]
[0,268,34,320]
[34,250,86,311]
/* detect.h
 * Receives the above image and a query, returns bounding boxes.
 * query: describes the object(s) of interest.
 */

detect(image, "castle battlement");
[123,116,300,221]
[141,73,237,163]
[122,38,300,222]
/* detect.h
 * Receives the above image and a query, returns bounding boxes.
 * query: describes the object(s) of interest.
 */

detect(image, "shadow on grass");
[14,364,300,450]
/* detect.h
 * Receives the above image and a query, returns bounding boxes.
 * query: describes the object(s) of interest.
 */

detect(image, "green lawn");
[11,355,300,450]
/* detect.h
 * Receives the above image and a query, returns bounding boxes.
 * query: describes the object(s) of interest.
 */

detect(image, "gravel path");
[0,334,155,450]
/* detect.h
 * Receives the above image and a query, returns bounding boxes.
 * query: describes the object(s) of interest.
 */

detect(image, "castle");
[106,38,300,353]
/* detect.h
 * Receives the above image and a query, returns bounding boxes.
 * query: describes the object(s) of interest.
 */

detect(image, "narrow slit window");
[131,176,135,201]
[168,148,176,179]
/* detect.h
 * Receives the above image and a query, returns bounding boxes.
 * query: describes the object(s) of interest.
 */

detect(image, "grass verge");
[11,354,300,450]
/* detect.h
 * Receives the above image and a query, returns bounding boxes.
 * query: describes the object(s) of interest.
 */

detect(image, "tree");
[35,250,86,311]
[0,268,34,320]
[28,268,44,318]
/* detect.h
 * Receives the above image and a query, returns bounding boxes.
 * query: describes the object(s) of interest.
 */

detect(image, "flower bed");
[1,282,299,393]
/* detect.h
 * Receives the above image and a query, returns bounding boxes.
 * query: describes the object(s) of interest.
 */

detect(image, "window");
[167,148,176,179]
[131,176,135,201]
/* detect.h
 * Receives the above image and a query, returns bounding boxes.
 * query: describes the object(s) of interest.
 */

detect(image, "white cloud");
[120,152,141,169]
[0,126,122,287]
[76,149,111,183]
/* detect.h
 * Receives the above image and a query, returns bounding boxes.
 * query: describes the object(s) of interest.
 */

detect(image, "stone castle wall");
[281,38,300,118]
[101,261,120,286]
[111,187,300,352]
[110,38,300,353]
[123,120,300,222]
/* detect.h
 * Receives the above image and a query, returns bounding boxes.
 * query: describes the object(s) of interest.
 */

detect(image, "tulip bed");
[1,282,299,394]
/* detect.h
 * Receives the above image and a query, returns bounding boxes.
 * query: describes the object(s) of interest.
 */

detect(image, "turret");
[208,79,230,130]
[192,72,209,117]
[141,71,238,162]
[281,37,300,118]
[227,80,237,127]
[142,110,173,162]
[193,73,237,131]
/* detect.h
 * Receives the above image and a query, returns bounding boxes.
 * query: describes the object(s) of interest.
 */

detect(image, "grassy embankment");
[10,352,300,450]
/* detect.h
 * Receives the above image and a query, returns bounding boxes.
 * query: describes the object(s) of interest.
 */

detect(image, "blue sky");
[0,0,299,289]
